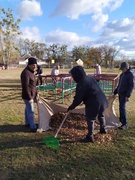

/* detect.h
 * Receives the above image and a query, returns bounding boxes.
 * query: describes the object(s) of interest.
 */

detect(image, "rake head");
[42,136,60,150]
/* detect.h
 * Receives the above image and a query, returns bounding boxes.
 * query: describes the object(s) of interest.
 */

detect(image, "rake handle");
[54,112,69,138]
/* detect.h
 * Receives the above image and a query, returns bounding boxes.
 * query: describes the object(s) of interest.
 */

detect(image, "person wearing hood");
[113,62,134,130]
[20,57,38,132]
[67,66,108,143]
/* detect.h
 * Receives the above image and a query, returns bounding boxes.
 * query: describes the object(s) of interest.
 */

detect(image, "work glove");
[67,105,73,112]
[36,94,39,101]
[112,93,115,98]
[29,99,34,103]
[34,94,39,103]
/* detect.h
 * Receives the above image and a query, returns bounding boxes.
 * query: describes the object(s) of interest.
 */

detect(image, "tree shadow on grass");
[0,79,21,83]
[0,92,22,102]
[0,124,44,151]
[0,124,31,133]
[0,136,42,151]
[0,79,21,88]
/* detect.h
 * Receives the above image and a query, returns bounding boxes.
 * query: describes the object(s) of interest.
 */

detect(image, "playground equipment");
[93,73,119,96]
[37,73,119,102]
[36,74,76,103]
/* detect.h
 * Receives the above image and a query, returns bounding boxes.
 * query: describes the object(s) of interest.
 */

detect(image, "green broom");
[43,112,69,150]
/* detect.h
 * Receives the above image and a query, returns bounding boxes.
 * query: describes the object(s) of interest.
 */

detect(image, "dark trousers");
[119,95,127,125]
[86,113,106,137]
[36,75,42,85]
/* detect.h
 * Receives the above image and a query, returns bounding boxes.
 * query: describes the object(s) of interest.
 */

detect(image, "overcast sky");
[1,0,135,59]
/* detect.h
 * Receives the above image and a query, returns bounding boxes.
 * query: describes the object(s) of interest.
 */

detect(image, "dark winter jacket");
[114,69,134,97]
[69,66,108,119]
[21,66,37,100]
[35,65,43,75]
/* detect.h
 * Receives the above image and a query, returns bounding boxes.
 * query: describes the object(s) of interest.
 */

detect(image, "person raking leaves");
[67,66,108,143]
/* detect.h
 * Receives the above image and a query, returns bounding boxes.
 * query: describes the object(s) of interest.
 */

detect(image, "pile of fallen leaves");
[50,112,118,144]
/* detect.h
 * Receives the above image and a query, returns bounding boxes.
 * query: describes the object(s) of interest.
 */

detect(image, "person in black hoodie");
[67,66,108,143]
[35,65,43,85]
[113,62,134,130]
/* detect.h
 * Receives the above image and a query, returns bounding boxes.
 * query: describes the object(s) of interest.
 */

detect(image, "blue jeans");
[119,95,127,125]
[23,99,36,129]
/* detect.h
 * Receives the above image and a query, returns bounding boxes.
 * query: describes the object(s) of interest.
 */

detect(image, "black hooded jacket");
[69,66,108,119]
[114,69,134,97]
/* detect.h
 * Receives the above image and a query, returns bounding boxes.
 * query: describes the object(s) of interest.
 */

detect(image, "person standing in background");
[113,62,134,130]
[75,59,84,67]
[35,65,43,85]
[51,63,60,75]
[20,57,38,132]
[95,64,101,74]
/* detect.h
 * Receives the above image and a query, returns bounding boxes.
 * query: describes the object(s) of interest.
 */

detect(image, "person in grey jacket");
[21,57,38,132]
[113,62,134,130]
[68,66,108,143]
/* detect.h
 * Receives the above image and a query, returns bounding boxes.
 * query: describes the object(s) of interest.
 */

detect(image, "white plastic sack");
[37,96,119,132]
[37,98,54,132]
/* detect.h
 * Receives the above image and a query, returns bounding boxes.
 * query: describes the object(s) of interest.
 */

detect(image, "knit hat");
[28,57,37,65]
[120,62,129,70]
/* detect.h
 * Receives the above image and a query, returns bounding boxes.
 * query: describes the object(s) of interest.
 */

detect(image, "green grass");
[0,68,135,180]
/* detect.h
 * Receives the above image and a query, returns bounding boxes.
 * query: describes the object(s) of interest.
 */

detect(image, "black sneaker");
[29,128,37,133]
[80,136,94,143]
[25,124,30,128]
[100,128,107,134]
[26,124,38,128]
[118,124,128,130]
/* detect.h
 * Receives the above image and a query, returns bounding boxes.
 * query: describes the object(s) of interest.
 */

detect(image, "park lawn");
[0,68,135,180]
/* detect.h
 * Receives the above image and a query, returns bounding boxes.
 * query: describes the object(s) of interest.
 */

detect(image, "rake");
[43,112,69,150]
